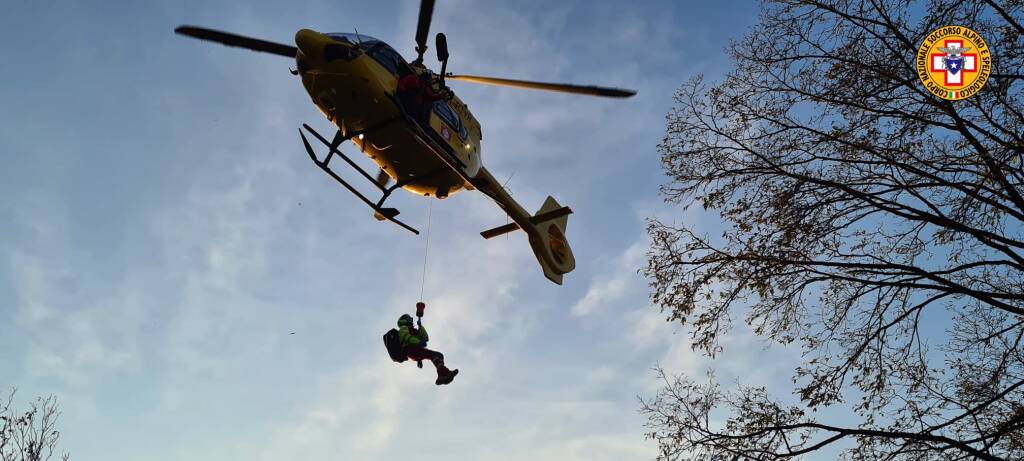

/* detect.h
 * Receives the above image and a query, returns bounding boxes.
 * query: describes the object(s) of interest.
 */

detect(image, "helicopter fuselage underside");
[295,38,482,199]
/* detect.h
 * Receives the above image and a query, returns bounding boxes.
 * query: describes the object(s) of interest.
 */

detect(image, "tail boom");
[474,168,576,284]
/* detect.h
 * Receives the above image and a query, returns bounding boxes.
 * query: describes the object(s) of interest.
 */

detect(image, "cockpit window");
[365,43,406,76]
[327,33,408,76]
[326,32,382,46]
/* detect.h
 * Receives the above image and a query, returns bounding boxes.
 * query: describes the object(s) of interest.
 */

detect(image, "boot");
[435,366,458,385]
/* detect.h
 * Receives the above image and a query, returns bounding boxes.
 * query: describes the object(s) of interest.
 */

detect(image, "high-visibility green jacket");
[398,324,428,349]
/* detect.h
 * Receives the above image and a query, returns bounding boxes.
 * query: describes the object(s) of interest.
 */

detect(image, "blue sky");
[0,1,795,460]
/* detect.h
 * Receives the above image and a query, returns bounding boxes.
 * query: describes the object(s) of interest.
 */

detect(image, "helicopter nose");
[295,29,328,61]
[295,29,358,67]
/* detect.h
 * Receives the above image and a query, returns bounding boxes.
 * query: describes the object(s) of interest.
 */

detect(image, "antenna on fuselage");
[353,27,364,46]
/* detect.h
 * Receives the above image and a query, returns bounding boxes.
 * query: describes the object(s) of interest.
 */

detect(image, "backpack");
[383,328,407,363]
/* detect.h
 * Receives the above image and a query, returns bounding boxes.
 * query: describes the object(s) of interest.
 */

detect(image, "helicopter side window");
[433,101,468,140]
[366,44,406,76]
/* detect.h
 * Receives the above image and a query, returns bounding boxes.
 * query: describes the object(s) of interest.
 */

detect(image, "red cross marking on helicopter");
[929,39,977,87]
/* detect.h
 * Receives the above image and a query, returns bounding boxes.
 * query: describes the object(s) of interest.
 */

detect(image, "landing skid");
[301,98,517,237]
[300,121,423,235]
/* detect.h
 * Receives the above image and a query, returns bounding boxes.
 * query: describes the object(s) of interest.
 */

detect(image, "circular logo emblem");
[917,26,991,100]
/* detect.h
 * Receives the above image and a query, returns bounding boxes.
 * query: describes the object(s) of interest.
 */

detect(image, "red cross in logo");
[929,39,977,87]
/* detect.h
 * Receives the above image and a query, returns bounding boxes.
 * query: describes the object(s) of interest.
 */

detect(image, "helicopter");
[174,0,636,285]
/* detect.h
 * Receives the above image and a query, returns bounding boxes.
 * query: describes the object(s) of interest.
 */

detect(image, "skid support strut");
[299,120,422,235]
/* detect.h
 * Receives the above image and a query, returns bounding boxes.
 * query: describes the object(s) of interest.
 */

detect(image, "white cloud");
[625,304,670,350]
[566,229,802,403]
[571,240,647,317]
[5,201,139,386]
[257,360,423,460]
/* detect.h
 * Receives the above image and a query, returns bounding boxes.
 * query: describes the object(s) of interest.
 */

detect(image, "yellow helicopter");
[174,0,636,285]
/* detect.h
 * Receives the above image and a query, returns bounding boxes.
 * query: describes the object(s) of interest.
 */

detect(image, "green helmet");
[398,314,414,327]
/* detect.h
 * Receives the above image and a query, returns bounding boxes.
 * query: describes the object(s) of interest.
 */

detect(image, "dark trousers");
[398,94,433,127]
[403,346,447,373]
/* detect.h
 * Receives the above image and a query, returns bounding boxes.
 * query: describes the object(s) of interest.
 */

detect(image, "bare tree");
[0,389,69,461]
[641,0,1023,459]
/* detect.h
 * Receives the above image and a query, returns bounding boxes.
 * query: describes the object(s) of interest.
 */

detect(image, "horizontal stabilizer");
[481,222,519,239]
[480,206,572,239]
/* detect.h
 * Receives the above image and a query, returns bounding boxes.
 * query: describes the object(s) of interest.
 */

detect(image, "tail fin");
[527,196,576,285]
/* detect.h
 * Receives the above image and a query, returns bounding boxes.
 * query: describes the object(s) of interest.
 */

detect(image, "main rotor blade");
[414,0,435,59]
[175,25,297,58]
[446,74,637,98]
